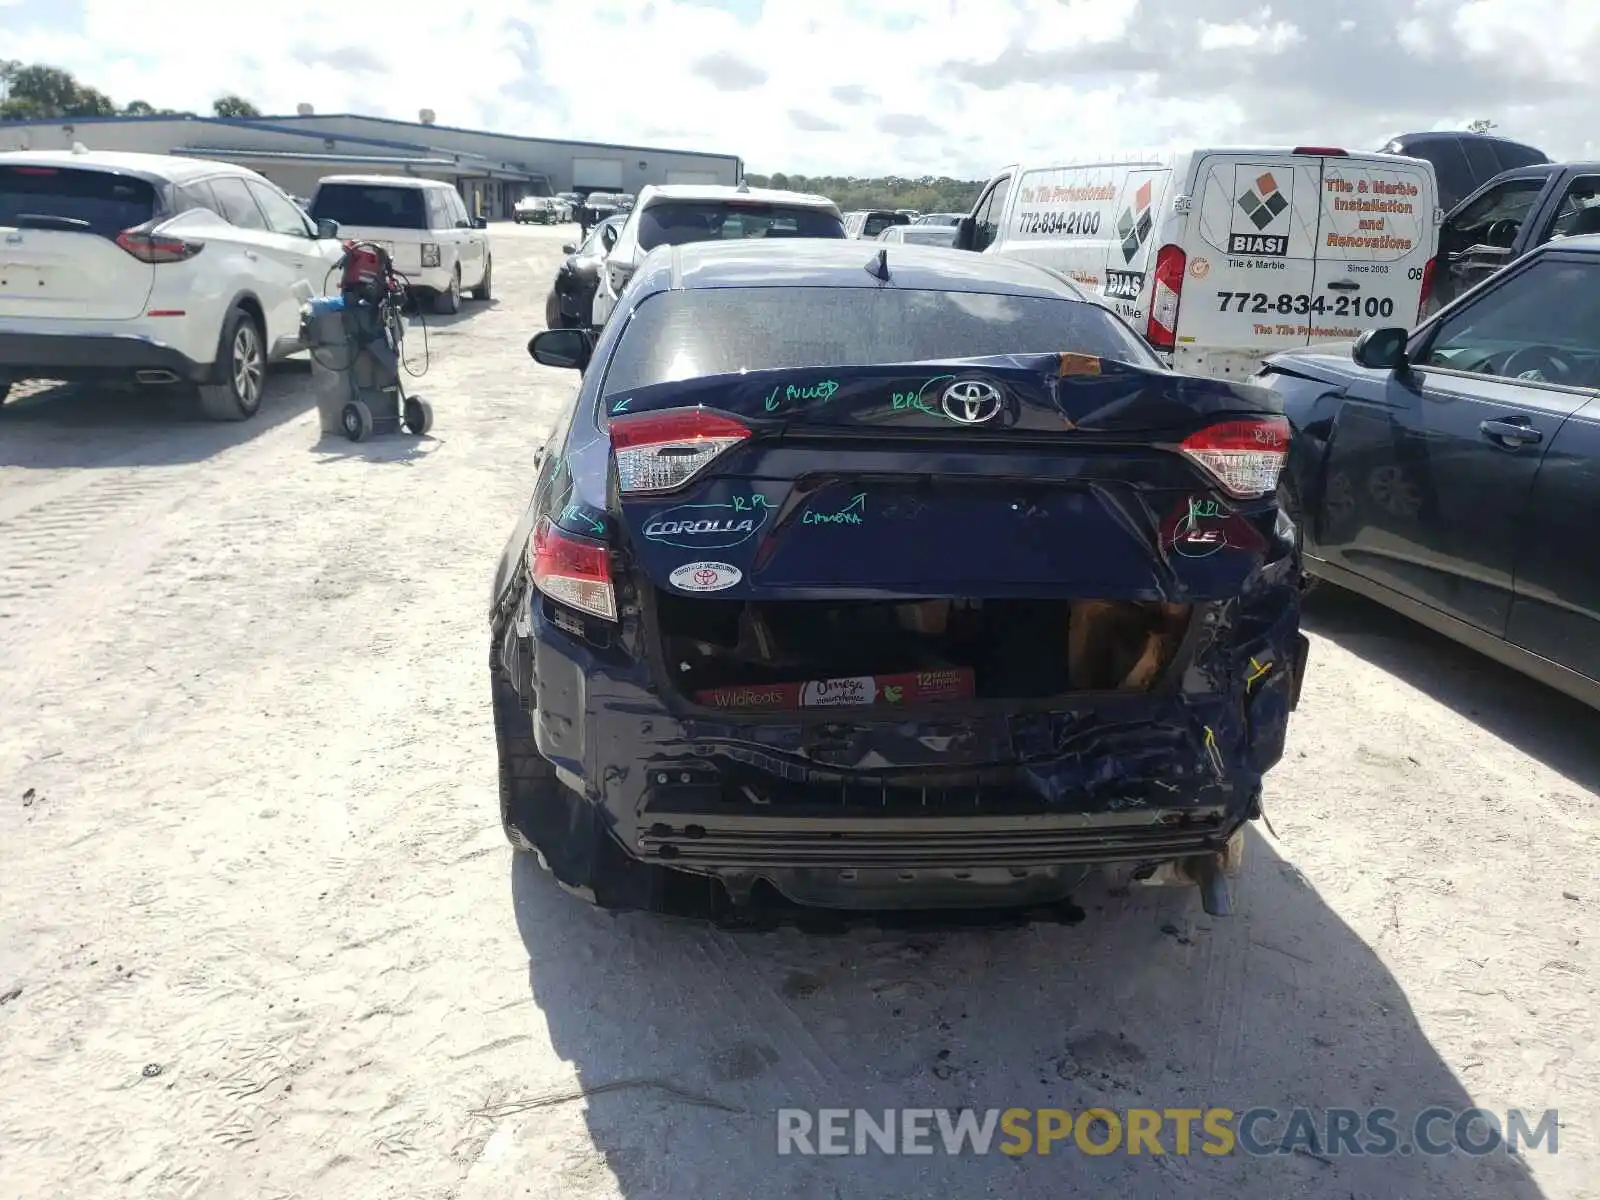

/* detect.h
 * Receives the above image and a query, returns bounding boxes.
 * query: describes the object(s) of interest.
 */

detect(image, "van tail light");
[1146,244,1186,352]
[609,407,751,495]
[1292,146,1348,156]
[1178,417,1291,498]
[528,517,617,622]
[116,226,204,264]
[1417,255,1437,320]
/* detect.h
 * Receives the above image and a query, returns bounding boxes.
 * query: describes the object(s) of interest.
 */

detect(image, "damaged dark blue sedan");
[488,240,1309,918]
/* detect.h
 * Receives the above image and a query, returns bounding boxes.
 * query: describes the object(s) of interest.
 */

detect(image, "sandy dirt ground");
[1,222,1596,1200]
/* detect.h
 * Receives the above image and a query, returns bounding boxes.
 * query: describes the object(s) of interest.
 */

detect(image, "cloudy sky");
[4,0,1596,176]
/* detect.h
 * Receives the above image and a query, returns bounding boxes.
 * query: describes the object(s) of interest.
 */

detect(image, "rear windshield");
[310,183,428,230]
[0,165,157,238]
[862,212,910,237]
[600,288,1158,396]
[637,202,845,251]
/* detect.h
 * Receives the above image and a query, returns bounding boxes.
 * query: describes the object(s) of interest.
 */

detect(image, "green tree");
[212,94,261,119]
[1467,118,1497,134]
[746,173,985,215]
[0,63,117,119]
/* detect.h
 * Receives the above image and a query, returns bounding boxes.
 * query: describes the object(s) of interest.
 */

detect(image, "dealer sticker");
[668,561,743,592]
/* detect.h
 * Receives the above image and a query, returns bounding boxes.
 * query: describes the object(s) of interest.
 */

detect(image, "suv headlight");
[421,243,441,268]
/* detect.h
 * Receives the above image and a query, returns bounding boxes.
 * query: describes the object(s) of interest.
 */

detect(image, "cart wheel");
[341,399,373,442]
[403,396,434,435]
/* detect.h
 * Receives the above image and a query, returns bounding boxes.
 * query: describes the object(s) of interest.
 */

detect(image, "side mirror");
[315,217,340,240]
[601,225,618,251]
[561,242,577,254]
[1352,326,1409,371]
[954,216,977,252]
[528,327,592,371]
[471,216,489,230]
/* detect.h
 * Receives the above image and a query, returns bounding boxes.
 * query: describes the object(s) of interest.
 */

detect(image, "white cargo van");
[957,147,1443,379]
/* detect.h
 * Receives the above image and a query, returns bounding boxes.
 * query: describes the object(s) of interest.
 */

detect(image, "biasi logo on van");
[1117,178,1155,263]
[1229,169,1291,257]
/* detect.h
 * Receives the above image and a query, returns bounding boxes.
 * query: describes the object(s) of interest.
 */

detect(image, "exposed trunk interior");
[656,594,1192,709]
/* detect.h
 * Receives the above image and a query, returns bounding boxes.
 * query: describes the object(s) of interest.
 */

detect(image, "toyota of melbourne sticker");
[668,561,743,592]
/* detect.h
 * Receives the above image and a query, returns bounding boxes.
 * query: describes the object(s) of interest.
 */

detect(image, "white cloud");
[2,0,1594,176]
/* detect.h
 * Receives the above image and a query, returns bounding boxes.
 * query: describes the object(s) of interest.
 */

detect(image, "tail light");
[1292,146,1348,156]
[420,242,441,268]
[1178,417,1291,498]
[1417,255,1437,321]
[115,227,204,264]
[609,408,751,494]
[1146,244,1186,352]
[529,517,616,622]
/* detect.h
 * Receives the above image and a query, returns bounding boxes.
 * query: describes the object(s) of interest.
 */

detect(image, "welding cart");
[301,242,434,443]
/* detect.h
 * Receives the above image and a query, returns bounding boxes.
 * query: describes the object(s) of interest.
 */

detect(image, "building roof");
[258,111,742,165]
[635,239,1088,301]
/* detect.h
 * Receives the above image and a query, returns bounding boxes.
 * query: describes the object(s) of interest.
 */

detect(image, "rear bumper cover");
[502,568,1308,912]
[0,330,208,383]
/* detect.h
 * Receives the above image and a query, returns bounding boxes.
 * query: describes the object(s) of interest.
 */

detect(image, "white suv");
[308,176,491,315]
[589,183,844,327]
[0,149,347,420]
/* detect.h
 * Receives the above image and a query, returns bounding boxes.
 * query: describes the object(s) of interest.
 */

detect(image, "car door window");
[246,180,311,237]
[1422,258,1600,386]
[182,180,224,216]
[1444,178,1546,252]
[1541,176,1600,241]
[971,175,1011,252]
[209,176,268,230]
[449,190,473,228]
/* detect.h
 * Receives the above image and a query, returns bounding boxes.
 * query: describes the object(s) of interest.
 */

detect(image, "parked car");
[588,183,845,328]
[515,196,560,225]
[1428,161,1600,311]
[1261,236,1600,710]
[544,214,625,329]
[1378,130,1548,212]
[957,147,1442,383]
[915,212,966,227]
[879,223,958,247]
[489,239,1308,916]
[0,149,345,420]
[843,209,911,239]
[307,175,491,315]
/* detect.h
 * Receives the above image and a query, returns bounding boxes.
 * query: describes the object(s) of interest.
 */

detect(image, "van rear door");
[1180,153,1324,363]
[1309,153,1436,332]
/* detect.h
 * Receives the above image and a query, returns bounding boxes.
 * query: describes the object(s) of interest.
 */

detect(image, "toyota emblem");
[940,379,1003,424]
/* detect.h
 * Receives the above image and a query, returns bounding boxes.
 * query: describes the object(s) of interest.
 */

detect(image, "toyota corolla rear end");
[506,255,1309,915]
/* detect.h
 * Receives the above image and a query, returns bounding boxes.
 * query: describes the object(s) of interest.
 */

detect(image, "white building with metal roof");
[0,110,742,220]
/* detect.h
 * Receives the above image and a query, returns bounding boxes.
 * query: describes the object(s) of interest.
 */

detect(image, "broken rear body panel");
[499,342,1308,912]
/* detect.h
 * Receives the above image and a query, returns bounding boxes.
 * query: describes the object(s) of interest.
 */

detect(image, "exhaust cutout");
[135,369,179,385]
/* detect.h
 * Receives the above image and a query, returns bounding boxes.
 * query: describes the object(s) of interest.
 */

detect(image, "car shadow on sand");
[503,831,1549,1198]
[0,364,317,471]
[1302,585,1600,792]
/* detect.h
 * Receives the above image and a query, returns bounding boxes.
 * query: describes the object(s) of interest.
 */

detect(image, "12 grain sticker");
[1321,169,1424,259]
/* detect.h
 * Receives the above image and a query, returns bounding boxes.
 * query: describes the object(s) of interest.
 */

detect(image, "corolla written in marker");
[889,374,955,418]
[764,379,840,412]
[802,493,866,526]
[642,495,772,549]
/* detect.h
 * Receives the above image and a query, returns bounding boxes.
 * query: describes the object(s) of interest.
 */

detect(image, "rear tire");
[195,307,266,422]
[470,256,493,301]
[402,396,433,435]
[341,399,373,442]
[491,636,562,853]
[432,266,462,315]
[545,289,563,329]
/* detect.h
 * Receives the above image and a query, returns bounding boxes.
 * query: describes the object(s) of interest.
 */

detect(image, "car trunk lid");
[604,353,1286,602]
[0,164,158,321]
